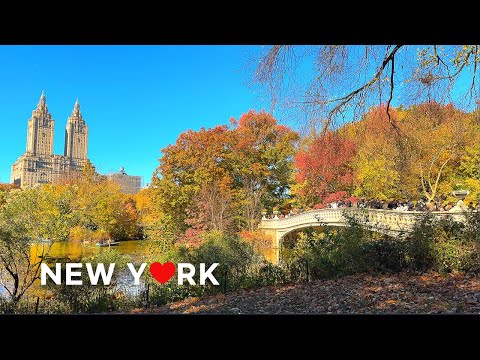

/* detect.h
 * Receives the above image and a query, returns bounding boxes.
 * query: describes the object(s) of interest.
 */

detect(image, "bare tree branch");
[252,45,480,136]
[320,46,403,131]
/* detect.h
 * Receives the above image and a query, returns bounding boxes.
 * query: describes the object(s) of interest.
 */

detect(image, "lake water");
[31,240,277,264]
[0,239,276,299]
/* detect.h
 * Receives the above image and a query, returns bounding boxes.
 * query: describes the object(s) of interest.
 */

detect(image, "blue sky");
[0,46,476,185]
[0,45,269,184]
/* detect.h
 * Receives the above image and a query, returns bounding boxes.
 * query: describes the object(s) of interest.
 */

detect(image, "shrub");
[46,249,130,313]
[405,213,480,273]
[362,238,408,273]
[286,211,480,278]
[405,214,436,271]
[191,231,263,293]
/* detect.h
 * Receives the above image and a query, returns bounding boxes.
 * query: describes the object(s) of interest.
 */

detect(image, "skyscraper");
[11,91,90,188]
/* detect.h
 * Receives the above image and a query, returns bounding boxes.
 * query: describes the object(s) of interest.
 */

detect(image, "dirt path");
[132,272,480,314]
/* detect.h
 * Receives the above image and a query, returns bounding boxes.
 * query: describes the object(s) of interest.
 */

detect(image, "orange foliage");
[240,230,272,251]
[0,183,19,191]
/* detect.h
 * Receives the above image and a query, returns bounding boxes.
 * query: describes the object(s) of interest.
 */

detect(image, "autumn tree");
[53,162,142,242]
[294,131,355,207]
[151,125,235,241]
[294,102,478,206]
[228,110,299,230]
[0,183,20,207]
[150,110,299,243]
[134,187,161,230]
[69,168,141,241]
[458,142,480,204]
[400,102,478,202]
[348,106,403,200]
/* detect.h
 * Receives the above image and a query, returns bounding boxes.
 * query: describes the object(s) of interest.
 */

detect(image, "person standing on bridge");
[358,198,365,208]
[407,200,415,211]
[387,199,398,210]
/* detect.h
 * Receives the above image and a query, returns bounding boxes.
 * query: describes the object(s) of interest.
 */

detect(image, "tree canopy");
[150,110,299,245]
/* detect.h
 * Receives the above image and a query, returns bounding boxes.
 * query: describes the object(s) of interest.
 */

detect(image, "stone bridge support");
[258,208,471,263]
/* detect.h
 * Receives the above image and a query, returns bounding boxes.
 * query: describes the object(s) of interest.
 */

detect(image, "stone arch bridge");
[259,208,471,263]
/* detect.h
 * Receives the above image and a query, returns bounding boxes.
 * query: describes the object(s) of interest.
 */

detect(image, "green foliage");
[192,231,265,293]
[404,214,436,271]
[285,219,373,278]
[0,186,74,242]
[284,212,480,279]
[406,214,479,274]
[0,186,74,307]
[361,238,408,273]
[145,221,181,256]
[145,230,266,305]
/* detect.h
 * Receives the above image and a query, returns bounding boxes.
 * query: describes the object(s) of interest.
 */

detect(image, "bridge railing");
[259,208,473,232]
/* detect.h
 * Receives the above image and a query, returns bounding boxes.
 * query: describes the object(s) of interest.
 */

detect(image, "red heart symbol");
[149,262,176,284]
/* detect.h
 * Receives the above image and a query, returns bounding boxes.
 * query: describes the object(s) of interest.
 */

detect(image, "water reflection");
[31,240,151,264]
[1,240,276,299]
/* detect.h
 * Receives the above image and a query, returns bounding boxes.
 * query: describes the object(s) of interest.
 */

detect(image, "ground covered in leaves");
[134,272,480,314]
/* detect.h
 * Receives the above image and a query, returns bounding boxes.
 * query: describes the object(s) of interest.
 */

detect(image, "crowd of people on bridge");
[326,197,478,212]
[265,196,478,220]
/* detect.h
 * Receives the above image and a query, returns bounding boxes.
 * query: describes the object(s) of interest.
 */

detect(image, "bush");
[191,231,265,293]
[285,211,480,279]
[46,249,131,313]
[405,214,436,271]
[144,231,268,305]
[433,239,478,273]
[405,213,480,273]
[362,238,408,273]
[285,216,376,279]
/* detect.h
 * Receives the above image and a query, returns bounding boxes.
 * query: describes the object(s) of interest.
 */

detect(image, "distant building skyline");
[10,92,144,192]
[107,166,143,194]
[11,91,89,188]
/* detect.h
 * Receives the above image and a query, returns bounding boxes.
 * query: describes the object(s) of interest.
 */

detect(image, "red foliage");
[348,196,359,203]
[323,191,349,204]
[178,228,205,248]
[358,105,398,137]
[295,132,356,207]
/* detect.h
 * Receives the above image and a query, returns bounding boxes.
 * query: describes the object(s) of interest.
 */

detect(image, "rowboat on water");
[95,241,120,247]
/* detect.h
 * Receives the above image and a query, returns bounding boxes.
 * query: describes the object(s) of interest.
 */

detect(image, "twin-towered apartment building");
[10,92,142,194]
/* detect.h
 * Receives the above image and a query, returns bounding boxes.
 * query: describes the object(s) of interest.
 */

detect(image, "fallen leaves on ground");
[134,272,480,314]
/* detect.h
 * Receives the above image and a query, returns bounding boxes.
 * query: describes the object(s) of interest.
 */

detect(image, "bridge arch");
[258,208,469,263]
